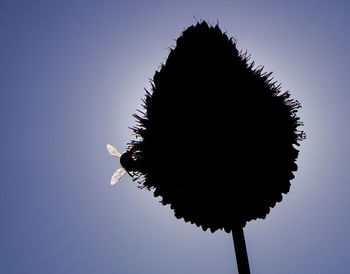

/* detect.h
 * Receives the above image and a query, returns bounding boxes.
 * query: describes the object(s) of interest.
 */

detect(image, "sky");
[1,0,350,273]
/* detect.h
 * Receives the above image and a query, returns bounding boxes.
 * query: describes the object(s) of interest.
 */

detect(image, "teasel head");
[121,21,305,233]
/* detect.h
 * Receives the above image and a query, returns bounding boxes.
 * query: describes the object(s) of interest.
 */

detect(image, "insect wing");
[107,144,122,158]
[111,168,127,186]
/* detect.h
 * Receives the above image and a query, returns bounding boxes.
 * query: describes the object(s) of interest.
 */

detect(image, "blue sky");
[1,0,350,273]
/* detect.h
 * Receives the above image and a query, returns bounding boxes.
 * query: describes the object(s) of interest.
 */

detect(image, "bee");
[107,144,136,185]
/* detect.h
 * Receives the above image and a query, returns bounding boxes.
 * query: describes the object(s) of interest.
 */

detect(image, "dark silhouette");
[119,20,305,273]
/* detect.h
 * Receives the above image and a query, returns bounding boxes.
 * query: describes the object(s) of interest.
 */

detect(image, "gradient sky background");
[1,0,349,273]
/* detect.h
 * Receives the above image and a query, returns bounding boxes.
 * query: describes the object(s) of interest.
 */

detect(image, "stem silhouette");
[232,226,250,274]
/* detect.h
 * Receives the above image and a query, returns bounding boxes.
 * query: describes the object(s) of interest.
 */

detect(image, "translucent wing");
[107,144,122,158]
[111,168,127,186]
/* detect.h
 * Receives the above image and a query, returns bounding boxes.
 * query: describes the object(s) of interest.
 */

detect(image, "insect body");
[107,144,138,185]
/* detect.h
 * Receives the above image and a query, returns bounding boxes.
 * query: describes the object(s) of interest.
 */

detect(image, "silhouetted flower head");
[125,21,305,233]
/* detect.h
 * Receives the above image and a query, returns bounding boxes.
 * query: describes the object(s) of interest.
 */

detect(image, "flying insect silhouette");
[107,144,127,185]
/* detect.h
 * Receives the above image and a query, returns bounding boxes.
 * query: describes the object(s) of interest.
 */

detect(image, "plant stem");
[232,226,251,274]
